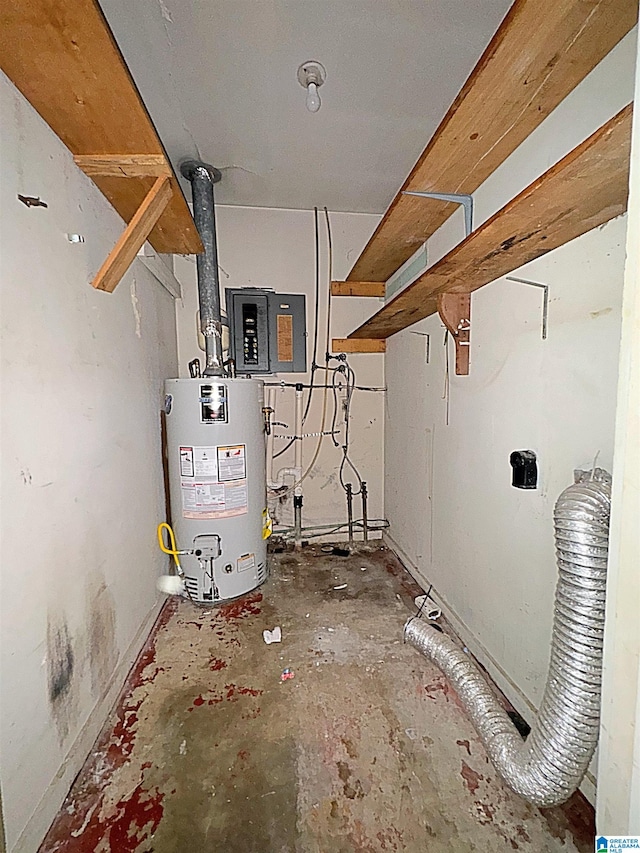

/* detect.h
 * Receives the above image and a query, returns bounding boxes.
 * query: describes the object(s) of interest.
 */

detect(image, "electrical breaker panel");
[226,288,307,374]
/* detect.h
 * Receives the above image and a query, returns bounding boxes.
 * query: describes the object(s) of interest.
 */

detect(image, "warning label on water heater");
[179,447,194,477]
[217,445,246,481]
[179,444,248,519]
[193,446,218,478]
[237,553,255,573]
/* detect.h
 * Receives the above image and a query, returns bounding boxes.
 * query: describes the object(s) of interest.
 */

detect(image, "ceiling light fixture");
[297,61,326,113]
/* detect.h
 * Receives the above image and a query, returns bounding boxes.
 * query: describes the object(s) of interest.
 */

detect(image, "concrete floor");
[40,544,594,852]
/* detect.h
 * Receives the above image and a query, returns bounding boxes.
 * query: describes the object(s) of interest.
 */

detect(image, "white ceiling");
[99,0,513,213]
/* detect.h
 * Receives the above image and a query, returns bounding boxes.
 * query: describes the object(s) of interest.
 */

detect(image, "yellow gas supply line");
[157,522,184,575]
[157,522,194,598]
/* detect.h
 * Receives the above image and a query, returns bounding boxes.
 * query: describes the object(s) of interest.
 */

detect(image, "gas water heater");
[161,159,269,603]
[164,378,267,603]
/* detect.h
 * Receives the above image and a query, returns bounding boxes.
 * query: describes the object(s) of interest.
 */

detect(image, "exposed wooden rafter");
[347,0,637,284]
[349,105,632,341]
[0,0,203,282]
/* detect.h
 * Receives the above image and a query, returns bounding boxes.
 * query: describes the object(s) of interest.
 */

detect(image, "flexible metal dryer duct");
[405,468,611,807]
[180,160,225,376]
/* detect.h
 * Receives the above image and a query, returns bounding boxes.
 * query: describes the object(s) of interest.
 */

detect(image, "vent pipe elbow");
[180,160,225,377]
[405,468,611,807]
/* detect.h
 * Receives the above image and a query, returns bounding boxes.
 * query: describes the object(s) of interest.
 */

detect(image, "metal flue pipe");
[180,160,225,377]
[405,468,612,807]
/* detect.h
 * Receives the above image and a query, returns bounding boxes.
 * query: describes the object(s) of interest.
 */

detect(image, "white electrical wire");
[269,208,334,498]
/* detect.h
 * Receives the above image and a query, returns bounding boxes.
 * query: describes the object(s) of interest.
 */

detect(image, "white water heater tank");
[164,377,268,603]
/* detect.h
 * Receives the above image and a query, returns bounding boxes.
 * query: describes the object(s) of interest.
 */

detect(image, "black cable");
[405,584,432,633]
[272,436,295,460]
[272,369,343,460]
[272,519,390,540]
[300,525,388,541]
[271,518,389,533]
[404,583,444,638]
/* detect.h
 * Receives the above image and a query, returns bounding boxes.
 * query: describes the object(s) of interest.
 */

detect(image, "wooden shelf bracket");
[437,292,471,375]
[92,176,173,293]
[332,338,386,354]
[74,154,172,178]
[330,281,386,298]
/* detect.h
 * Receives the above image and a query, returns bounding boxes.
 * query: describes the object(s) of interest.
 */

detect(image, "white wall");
[598,27,640,834]
[175,205,383,536]
[0,74,177,852]
[384,29,636,802]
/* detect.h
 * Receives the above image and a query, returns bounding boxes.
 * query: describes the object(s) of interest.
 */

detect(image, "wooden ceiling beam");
[349,104,632,340]
[347,0,637,284]
[0,0,202,256]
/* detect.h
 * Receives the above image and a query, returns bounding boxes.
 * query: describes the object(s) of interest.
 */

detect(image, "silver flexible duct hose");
[405,468,611,807]
[180,160,225,377]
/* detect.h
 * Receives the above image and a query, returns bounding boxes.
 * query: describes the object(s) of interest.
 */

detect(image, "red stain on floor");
[217,591,263,621]
[461,760,484,795]
[107,698,142,763]
[474,800,495,825]
[104,783,165,853]
[37,559,595,853]
[225,683,263,699]
[188,683,263,711]
[41,779,164,853]
[383,559,423,602]
[424,676,452,702]
[376,825,403,851]
[38,602,177,852]
[456,738,471,756]
[423,673,466,713]
[517,824,532,843]
[242,707,262,720]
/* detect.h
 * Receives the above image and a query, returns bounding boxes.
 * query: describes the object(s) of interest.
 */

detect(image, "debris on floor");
[414,594,443,621]
[263,626,282,644]
[39,544,595,853]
